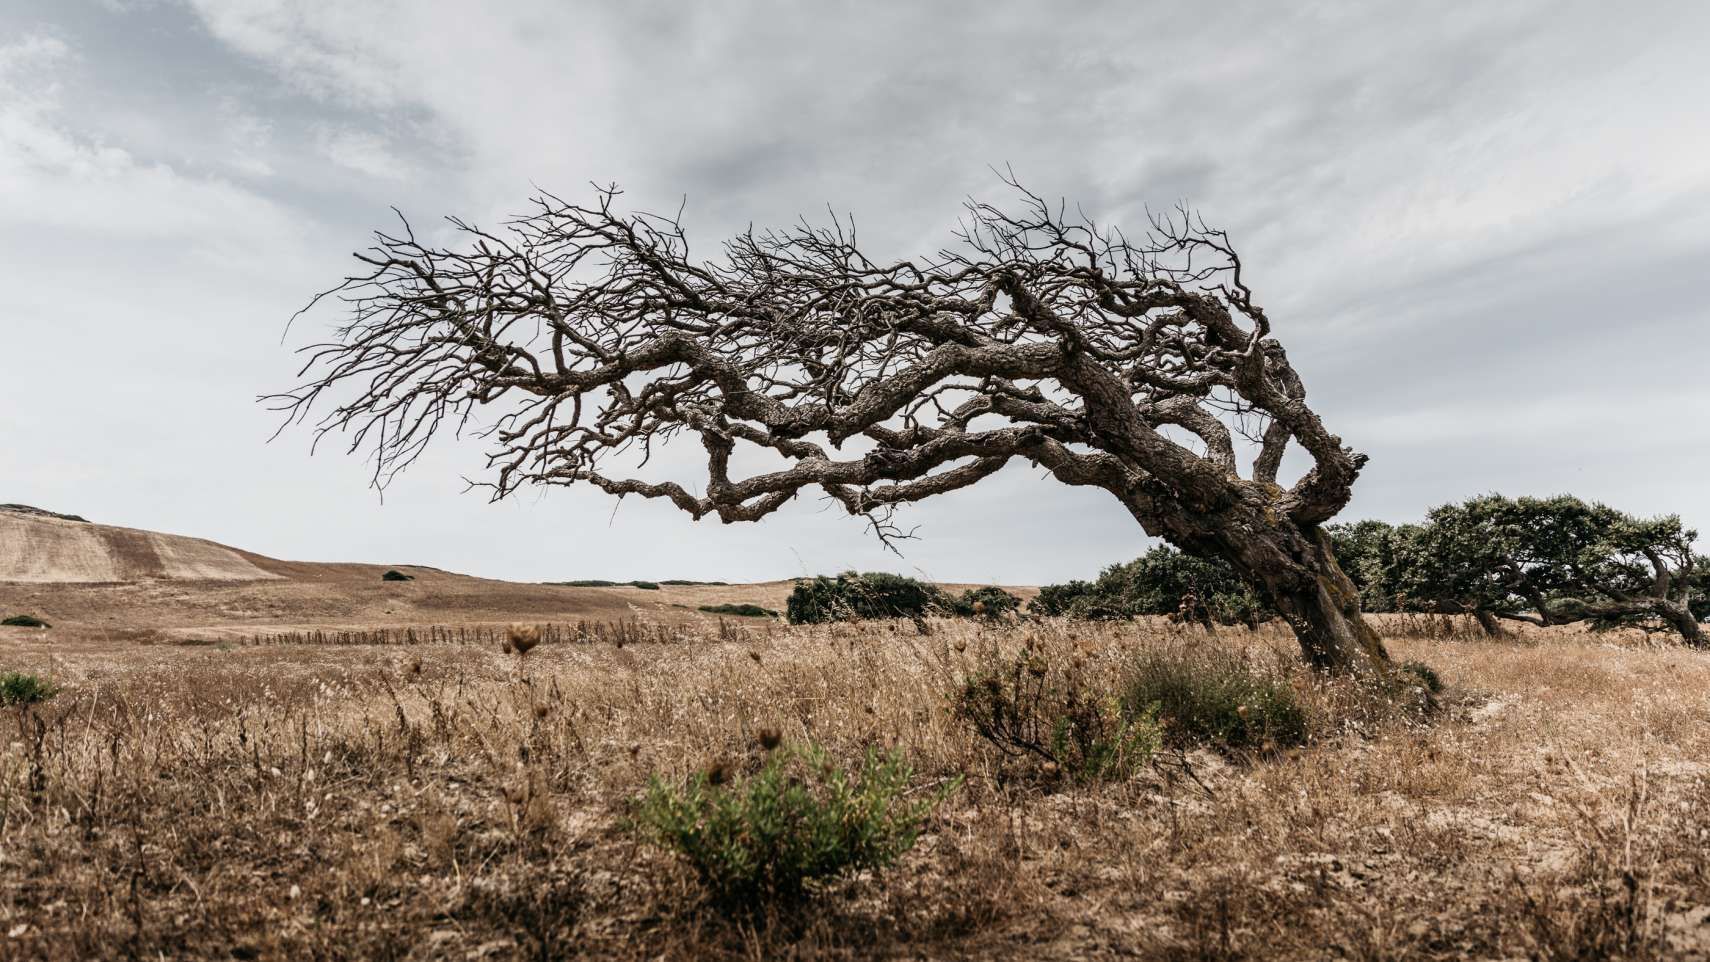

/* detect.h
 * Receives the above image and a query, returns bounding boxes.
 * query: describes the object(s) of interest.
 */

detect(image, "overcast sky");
[3,0,1707,585]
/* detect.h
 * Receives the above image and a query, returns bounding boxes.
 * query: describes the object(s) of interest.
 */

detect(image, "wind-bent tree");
[274,182,1388,671]
[1393,495,1705,645]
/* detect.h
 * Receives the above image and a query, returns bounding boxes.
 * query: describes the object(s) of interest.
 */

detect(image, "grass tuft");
[1121,647,1309,753]
[0,671,58,706]
[954,645,1161,782]
[635,742,954,910]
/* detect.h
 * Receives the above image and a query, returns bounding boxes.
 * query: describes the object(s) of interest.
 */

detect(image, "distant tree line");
[1033,495,1706,646]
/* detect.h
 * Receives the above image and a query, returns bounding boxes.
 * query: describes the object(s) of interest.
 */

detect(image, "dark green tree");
[1393,495,1704,645]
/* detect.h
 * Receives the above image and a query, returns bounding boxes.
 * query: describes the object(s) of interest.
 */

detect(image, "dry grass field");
[3,612,1709,961]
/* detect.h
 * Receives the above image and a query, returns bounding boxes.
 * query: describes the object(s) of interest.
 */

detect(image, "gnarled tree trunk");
[1137,489,1390,674]
[1655,601,1706,648]
[1230,526,1389,673]
[1472,609,1505,638]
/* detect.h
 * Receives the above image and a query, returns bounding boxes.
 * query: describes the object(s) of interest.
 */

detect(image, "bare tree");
[273,180,1388,672]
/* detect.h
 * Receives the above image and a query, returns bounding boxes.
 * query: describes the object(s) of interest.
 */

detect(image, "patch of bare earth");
[2,617,1708,960]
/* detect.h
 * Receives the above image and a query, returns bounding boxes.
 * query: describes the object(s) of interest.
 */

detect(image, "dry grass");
[3,615,1709,960]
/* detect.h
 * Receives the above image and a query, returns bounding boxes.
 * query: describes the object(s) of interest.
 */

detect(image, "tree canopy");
[1392,495,1703,645]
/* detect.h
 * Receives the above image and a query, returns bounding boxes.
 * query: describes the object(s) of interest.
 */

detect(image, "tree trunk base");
[1473,609,1505,638]
[1658,602,1706,648]
[1262,528,1391,673]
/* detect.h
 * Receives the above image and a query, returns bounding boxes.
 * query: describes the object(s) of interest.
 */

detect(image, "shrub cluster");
[1028,546,1269,626]
[952,646,1160,782]
[954,643,1436,776]
[1121,649,1308,752]
[0,671,58,706]
[784,572,1020,624]
[380,569,414,582]
[550,579,661,590]
[697,603,779,618]
[635,743,953,908]
[954,585,1023,618]
[2,614,51,628]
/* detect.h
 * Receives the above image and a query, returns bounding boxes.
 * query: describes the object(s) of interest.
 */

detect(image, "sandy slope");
[0,508,278,583]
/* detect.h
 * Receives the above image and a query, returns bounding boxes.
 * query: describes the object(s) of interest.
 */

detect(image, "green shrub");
[1027,580,1101,618]
[635,744,953,908]
[550,579,662,589]
[953,647,1161,782]
[662,579,730,586]
[381,569,414,582]
[698,603,779,618]
[1029,546,1271,625]
[1,615,50,628]
[1121,649,1308,752]
[0,672,58,706]
[785,572,955,624]
[950,585,1023,618]
[1400,660,1443,695]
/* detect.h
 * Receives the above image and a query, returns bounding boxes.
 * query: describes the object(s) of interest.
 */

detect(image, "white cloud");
[314,125,411,180]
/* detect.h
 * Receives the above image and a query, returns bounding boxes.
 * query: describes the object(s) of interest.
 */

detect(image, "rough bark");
[1657,602,1706,647]
[1231,525,1389,672]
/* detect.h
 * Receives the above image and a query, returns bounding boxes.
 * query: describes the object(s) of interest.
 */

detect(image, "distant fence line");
[233,617,770,648]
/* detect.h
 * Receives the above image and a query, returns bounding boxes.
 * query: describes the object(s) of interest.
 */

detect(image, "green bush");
[662,579,730,586]
[1027,580,1101,618]
[381,569,414,582]
[954,647,1160,782]
[1,614,50,628]
[1029,546,1271,625]
[1400,660,1443,695]
[785,572,955,624]
[0,672,58,706]
[551,579,661,590]
[635,744,953,908]
[698,603,779,618]
[1121,649,1308,752]
[950,585,1023,618]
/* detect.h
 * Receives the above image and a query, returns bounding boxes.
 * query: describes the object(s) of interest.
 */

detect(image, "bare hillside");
[0,506,280,584]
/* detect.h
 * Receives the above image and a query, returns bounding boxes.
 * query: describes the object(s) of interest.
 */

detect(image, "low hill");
[0,506,280,583]
[0,505,1030,646]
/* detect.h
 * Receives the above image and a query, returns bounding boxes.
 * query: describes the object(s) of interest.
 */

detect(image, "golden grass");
[2,616,1708,960]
